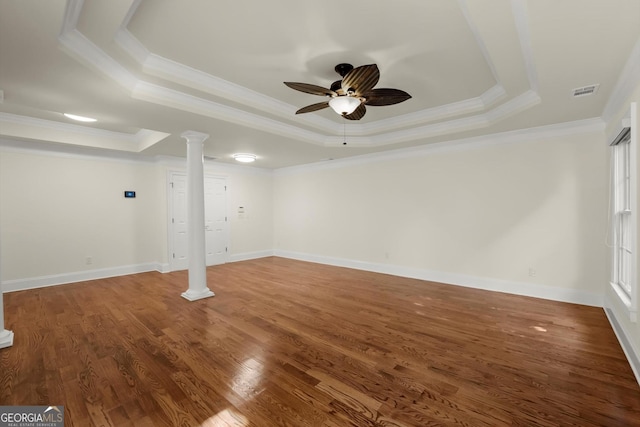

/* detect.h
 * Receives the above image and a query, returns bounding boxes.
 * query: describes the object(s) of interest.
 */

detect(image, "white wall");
[0,146,275,290]
[274,130,608,305]
[222,167,274,259]
[0,149,166,287]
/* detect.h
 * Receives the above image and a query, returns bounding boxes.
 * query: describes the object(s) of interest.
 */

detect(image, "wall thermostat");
[124,191,136,198]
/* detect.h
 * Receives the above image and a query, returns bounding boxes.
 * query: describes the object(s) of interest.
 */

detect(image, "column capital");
[181,131,210,143]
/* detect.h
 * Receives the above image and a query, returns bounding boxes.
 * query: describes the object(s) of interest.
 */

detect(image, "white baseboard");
[604,295,640,386]
[228,250,274,263]
[2,251,603,308]
[605,308,640,386]
[273,250,604,307]
[1,263,165,293]
[156,263,171,273]
[0,253,273,293]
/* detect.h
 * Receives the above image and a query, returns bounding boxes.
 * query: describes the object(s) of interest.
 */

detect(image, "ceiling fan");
[284,63,411,120]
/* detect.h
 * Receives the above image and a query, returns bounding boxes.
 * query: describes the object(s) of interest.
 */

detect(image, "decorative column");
[0,247,14,349]
[180,131,215,301]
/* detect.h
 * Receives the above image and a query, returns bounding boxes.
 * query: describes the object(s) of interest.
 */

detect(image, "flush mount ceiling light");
[284,63,411,120]
[63,113,97,122]
[232,153,257,163]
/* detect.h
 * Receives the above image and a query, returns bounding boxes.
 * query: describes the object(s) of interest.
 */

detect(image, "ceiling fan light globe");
[328,96,361,116]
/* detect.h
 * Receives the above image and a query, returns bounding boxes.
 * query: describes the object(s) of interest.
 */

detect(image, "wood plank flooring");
[1,257,639,426]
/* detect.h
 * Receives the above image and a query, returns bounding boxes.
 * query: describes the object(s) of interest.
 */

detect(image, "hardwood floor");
[1,257,639,426]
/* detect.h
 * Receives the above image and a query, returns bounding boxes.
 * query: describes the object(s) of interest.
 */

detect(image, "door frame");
[167,170,229,272]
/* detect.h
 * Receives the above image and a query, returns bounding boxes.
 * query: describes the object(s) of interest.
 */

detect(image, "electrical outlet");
[86,256,93,265]
[528,268,536,277]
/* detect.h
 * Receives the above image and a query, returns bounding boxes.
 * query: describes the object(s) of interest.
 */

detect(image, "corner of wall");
[604,293,640,386]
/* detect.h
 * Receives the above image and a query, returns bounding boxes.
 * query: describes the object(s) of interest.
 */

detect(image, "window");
[610,112,636,321]
[612,131,632,301]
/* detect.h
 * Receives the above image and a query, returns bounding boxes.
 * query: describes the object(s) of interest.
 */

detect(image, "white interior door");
[170,173,189,271]
[169,173,228,271]
[205,176,228,266]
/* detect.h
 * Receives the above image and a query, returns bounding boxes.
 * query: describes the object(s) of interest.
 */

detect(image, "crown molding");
[349,85,507,136]
[59,0,84,36]
[481,84,508,107]
[1,117,603,174]
[323,89,540,147]
[0,136,158,165]
[113,25,150,64]
[486,89,541,121]
[276,117,605,175]
[53,0,547,152]
[58,27,138,92]
[116,26,511,136]
[115,28,336,131]
[458,0,500,84]
[603,37,640,123]
[131,81,328,146]
[119,0,142,29]
[0,112,169,152]
[156,155,274,176]
[0,136,273,174]
[511,0,539,92]
[352,96,487,135]
[111,0,528,138]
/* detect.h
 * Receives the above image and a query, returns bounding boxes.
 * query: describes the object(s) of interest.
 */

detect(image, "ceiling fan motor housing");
[334,63,354,77]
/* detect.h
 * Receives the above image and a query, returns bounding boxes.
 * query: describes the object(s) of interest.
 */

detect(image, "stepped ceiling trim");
[1,117,605,173]
[275,117,605,175]
[45,0,540,149]
[3,0,634,169]
[0,112,169,152]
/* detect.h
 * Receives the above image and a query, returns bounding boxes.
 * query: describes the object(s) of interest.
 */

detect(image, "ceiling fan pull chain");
[343,119,347,146]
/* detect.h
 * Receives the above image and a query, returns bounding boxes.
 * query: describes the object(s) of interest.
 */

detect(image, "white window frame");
[610,103,637,322]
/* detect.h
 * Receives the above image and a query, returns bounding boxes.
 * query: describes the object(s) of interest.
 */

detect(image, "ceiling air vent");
[572,84,600,98]
[203,156,217,161]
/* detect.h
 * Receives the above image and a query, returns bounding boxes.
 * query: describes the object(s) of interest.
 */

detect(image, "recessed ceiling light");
[63,113,97,122]
[232,153,257,163]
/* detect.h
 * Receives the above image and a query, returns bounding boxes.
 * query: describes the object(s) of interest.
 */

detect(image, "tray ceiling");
[0,0,639,168]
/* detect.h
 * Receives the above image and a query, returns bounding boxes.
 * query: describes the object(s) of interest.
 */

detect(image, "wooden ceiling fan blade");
[343,103,366,120]
[341,64,379,96]
[295,102,330,114]
[284,82,336,97]
[330,80,345,95]
[363,88,412,106]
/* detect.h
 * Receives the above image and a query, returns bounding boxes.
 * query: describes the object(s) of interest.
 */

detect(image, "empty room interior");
[1,1,640,426]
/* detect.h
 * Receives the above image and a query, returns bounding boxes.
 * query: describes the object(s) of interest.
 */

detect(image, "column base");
[0,329,14,349]
[181,288,215,302]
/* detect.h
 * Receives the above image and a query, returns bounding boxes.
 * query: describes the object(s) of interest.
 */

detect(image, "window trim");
[609,103,637,323]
